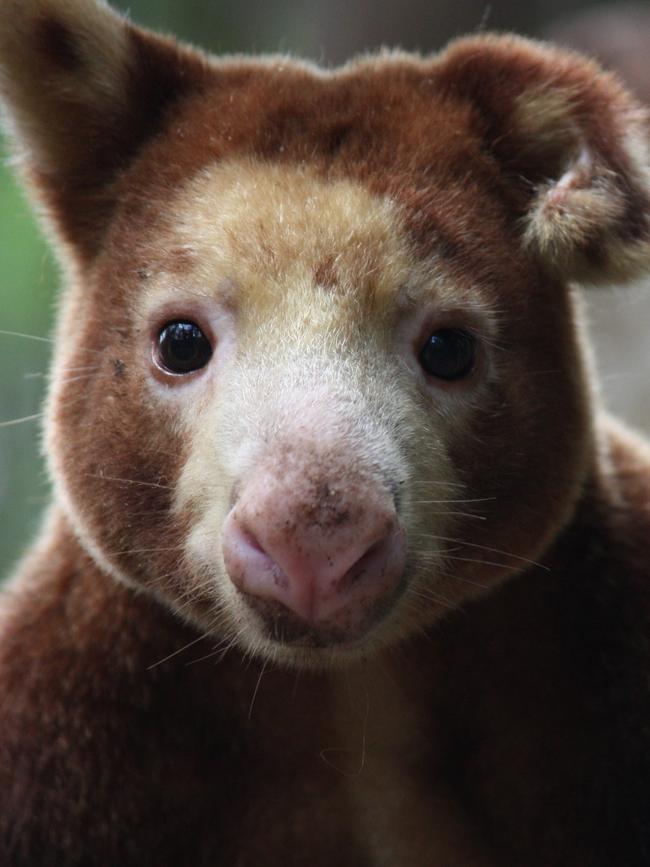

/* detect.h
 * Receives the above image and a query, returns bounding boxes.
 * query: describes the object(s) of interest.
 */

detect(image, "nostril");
[240,525,266,557]
[337,539,384,593]
[226,518,290,589]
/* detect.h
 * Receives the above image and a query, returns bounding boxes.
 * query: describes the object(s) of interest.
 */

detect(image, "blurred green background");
[2,0,650,578]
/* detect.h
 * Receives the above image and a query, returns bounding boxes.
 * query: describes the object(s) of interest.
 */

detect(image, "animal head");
[2,0,649,667]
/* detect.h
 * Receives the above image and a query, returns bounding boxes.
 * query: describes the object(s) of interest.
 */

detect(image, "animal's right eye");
[156,321,213,375]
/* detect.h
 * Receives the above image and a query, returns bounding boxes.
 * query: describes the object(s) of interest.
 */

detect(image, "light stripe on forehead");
[151,158,417,313]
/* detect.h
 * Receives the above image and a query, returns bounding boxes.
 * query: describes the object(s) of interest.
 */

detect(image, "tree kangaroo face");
[3,2,648,668]
[47,153,591,668]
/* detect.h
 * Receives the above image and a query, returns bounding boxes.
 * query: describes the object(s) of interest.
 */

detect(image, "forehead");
[145,159,415,317]
[127,56,507,241]
[113,58,529,321]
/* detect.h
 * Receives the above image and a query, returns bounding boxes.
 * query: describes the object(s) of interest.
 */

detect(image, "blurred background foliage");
[1,0,650,578]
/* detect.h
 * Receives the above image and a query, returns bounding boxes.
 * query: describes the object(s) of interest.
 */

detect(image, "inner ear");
[522,143,631,266]
[37,16,86,72]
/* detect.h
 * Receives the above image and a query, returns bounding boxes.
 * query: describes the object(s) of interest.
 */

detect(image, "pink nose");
[222,475,406,632]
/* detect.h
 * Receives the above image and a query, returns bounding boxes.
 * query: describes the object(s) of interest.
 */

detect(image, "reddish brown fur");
[36,16,84,72]
[1,3,650,865]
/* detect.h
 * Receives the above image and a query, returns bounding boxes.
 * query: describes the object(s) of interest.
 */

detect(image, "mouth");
[239,577,407,650]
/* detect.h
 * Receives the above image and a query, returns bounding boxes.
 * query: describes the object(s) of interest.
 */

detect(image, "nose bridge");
[231,319,379,452]
[247,379,390,506]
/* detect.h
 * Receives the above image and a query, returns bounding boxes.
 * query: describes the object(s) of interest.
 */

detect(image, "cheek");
[47,354,195,591]
[439,344,592,587]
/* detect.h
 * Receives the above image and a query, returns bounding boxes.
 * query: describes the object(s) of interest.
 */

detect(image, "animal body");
[1,1,650,865]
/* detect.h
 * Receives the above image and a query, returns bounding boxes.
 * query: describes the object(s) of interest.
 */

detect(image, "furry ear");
[438,35,650,285]
[0,0,209,261]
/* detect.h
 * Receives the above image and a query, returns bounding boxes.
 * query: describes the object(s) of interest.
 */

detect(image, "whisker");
[86,473,172,490]
[409,480,466,488]
[434,568,491,591]
[213,634,241,665]
[248,657,269,719]
[126,508,172,517]
[354,688,370,777]
[0,329,53,344]
[412,497,496,504]
[442,553,519,571]
[319,688,370,777]
[0,330,105,358]
[68,347,105,356]
[58,364,102,373]
[407,586,457,610]
[57,373,100,384]
[0,412,41,429]
[109,545,185,556]
[412,508,486,520]
[146,633,208,670]
[186,633,234,666]
[411,533,549,570]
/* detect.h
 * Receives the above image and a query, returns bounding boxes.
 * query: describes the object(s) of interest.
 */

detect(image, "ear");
[0,0,209,261]
[438,35,650,285]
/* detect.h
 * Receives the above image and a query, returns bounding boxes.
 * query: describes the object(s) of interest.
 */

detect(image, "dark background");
[1,0,649,578]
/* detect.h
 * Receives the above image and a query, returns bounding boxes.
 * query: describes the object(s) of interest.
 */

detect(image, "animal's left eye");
[419,328,475,381]
[156,321,213,374]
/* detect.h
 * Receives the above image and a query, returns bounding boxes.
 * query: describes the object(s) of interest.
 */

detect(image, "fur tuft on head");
[437,34,650,285]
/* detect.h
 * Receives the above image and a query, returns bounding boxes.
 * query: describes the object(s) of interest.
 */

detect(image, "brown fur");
[1,2,650,865]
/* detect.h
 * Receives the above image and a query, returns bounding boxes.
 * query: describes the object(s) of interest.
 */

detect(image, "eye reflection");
[419,329,475,381]
[157,321,213,375]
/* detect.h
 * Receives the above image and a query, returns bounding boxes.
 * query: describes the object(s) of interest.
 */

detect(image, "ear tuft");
[438,35,650,285]
[523,145,632,273]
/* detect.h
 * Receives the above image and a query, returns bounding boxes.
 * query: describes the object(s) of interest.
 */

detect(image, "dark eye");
[419,328,475,381]
[157,321,213,374]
